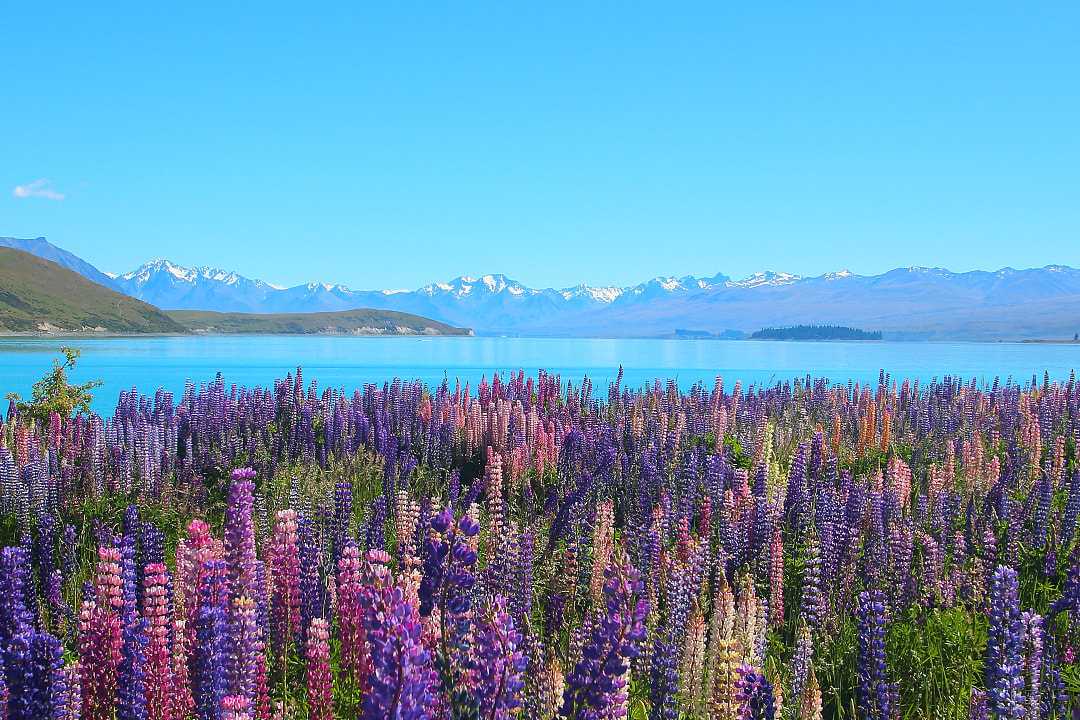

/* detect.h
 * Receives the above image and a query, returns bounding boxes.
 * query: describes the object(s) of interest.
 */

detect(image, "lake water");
[0,336,1076,414]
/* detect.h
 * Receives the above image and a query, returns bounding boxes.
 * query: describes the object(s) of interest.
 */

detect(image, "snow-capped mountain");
[112,259,284,312]
[9,237,1080,340]
[106,257,1080,340]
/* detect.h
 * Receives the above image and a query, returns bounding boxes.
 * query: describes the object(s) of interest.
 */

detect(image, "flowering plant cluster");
[0,367,1078,718]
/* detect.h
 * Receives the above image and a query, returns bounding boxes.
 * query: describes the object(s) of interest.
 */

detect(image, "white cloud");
[12,179,65,200]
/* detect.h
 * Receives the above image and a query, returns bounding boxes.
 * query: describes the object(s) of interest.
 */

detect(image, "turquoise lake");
[0,336,1076,413]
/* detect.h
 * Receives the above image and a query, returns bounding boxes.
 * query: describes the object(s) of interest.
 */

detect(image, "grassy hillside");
[0,248,187,333]
[168,308,472,335]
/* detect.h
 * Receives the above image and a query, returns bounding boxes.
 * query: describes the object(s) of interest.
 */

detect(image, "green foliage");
[6,346,102,421]
[887,608,988,719]
[723,433,753,469]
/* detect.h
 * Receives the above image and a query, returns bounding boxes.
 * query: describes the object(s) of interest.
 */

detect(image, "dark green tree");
[5,346,102,422]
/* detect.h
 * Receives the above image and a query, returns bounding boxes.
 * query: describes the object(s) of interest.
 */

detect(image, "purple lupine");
[648,621,679,720]
[1049,544,1078,621]
[117,617,149,720]
[558,561,649,720]
[790,622,813,705]
[228,596,260,707]
[193,560,229,720]
[0,547,35,648]
[224,468,259,603]
[419,508,480,619]
[856,590,895,720]
[1040,634,1069,720]
[735,666,775,720]
[800,532,824,634]
[332,481,353,567]
[5,630,67,720]
[1019,612,1042,720]
[468,595,527,720]
[985,566,1025,719]
[297,513,327,641]
[361,585,435,720]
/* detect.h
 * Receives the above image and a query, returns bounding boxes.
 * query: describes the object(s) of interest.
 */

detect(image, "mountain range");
[6,237,1080,340]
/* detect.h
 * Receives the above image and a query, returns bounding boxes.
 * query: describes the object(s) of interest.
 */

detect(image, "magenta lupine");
[80,548,124,720]
[305,618,333,720]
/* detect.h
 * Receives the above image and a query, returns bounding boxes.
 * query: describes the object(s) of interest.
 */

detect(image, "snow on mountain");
[101,254,1080,340]
[725,271,802,288]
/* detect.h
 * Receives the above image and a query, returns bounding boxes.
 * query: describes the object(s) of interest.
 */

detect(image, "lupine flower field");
[0,367,1078,719]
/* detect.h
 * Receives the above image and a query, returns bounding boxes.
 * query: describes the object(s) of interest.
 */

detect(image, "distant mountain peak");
[23,238,1080,340]
[726,271,802,288]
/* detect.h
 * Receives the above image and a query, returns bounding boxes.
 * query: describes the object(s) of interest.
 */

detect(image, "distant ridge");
[167,309,471,336]
[0,248,186,333]
[9,237,1080,340]
[114,258,1080,341]
[0,237,121,291]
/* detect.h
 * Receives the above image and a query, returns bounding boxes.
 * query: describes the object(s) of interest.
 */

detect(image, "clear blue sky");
[4,2,1078,289]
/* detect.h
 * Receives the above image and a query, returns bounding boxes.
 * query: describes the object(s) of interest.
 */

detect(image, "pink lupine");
[336,543,369,689]
[178,520,218,650]
[768,530,784,627]
[222,695,254,720]
[143,563,175,720]
[305,618,333,720]
[172,618,195,720]
[270,509,301,663]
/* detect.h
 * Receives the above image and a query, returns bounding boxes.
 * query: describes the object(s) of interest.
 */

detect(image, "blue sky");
[3,2,1078,290]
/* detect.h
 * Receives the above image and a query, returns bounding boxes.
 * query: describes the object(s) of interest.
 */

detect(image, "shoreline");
[0,332,1077,344]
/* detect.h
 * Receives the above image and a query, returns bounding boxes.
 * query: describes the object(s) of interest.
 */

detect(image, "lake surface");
[0,336,1076,414]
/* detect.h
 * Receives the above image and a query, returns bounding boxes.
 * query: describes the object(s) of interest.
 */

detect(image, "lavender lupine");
[224,468,259,603]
